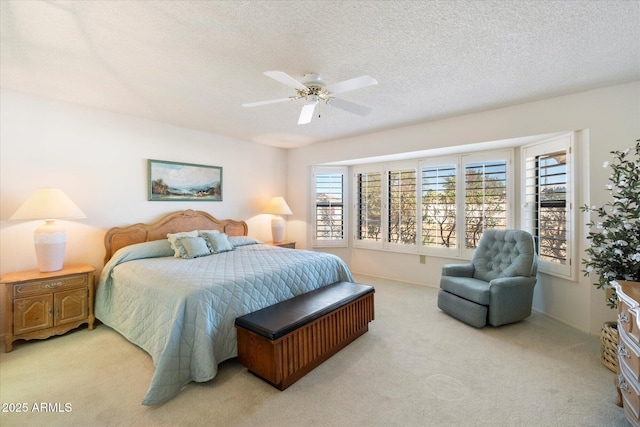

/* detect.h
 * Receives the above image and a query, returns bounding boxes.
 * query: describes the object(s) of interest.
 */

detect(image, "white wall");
[0,89,288,333]
[287,81,640,335]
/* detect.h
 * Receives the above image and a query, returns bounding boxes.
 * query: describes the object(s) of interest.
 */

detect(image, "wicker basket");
[600,321,619,373]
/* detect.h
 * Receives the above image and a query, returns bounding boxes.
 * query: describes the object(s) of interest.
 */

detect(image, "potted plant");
[581,139,640,372]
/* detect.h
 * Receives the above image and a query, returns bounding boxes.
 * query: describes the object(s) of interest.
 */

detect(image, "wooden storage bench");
[235,281,375,390]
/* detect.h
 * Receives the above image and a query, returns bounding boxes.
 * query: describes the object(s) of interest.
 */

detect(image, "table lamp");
[263,196,292,243]
[10,188,87,272]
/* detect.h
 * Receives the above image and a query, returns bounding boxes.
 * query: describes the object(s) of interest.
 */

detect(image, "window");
[353,150,512,255]
[421,164,457,249]
[463,159,508,251]
[312,167,347,247]
[313,135,578,279]
[535,153,568,263]
[522,134,574,278]
[354,164,418,252]
[356,171,382,242]
[388,168,417,245]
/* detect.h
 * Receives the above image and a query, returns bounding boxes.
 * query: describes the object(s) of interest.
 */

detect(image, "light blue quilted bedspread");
[95,240,353,405]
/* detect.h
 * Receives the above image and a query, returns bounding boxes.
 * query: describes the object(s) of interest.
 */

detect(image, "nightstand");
[265,241,296,249]
[1,264,95,352]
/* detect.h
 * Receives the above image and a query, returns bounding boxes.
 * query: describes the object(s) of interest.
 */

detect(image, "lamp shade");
[10,188,87,220]
[10,188,87,272]
[263,196,292,216]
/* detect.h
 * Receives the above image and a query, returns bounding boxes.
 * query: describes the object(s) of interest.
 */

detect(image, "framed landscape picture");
[148,159,222,201]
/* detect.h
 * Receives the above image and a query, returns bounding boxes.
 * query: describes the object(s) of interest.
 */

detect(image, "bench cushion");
[235,281,375,340]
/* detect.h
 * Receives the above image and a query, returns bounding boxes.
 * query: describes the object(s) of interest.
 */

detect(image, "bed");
[95,210,353,405]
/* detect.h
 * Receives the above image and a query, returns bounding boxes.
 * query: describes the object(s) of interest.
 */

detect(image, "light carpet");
[0,274,629,427]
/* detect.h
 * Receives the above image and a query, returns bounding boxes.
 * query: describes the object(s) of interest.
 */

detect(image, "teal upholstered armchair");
[437,229,538,328]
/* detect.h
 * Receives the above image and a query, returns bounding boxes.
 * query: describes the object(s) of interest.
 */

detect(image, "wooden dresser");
[2,264,95,352]
[613,280,640,427]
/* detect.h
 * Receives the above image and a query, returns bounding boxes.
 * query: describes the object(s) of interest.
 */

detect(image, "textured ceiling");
[1,1,639,148]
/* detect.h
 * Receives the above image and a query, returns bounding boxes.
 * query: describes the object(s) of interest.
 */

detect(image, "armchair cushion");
[440,276,491,305]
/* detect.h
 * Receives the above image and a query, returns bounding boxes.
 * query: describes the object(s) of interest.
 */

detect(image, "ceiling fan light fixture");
[243,70,378,124]
[302,73,324,87]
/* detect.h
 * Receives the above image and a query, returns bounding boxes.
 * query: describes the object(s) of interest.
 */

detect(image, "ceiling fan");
[242,71,378,124]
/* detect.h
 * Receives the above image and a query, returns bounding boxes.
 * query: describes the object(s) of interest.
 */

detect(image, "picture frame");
[148,159,222,201]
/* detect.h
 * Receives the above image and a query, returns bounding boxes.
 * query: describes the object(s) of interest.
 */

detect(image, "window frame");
[311,166,348,248]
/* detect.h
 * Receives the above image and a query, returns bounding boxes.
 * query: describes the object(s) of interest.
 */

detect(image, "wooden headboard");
[103,209,248,264]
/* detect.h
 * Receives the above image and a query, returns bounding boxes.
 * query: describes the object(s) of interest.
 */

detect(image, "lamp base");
[34,220,66,272]
[271,216,285,243]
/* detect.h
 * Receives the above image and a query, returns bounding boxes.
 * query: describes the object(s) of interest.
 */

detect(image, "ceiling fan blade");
[298,100,318,125]
[326,75,378,94]
[242,98,293,108]
[328,98,372,116]
[264,71,308,91]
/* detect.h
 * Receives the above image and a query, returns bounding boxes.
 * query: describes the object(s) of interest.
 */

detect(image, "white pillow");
[198,229,220,235]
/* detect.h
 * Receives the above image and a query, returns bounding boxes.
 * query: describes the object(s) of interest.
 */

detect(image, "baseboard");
[351,271,439,289]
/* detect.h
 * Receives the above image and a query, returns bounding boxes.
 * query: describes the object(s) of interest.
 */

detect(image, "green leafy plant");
[581,139,640,308]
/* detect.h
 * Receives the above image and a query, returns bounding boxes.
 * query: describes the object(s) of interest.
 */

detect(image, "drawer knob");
[619,312,630,324]
[44,281,64,289]
[618,342,630,359]
[619,375,631,394]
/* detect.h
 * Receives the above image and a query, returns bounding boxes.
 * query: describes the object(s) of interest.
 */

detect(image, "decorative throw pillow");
[180,237,212,259]
[167,231,199,258]
[198,230,220,242]
[204,232,234,254]
[199,231,226,252]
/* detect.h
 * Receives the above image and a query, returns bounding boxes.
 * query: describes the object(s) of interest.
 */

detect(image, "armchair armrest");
[488,276,538,326]
[441,263,474,278]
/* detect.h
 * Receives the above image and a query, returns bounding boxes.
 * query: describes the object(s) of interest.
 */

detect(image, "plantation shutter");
[525,150,568,264]
[388,168,417,244]
[314,172,344,240]
[357,172,382,241]
[421,165,457,248]
[464,160,508,249]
